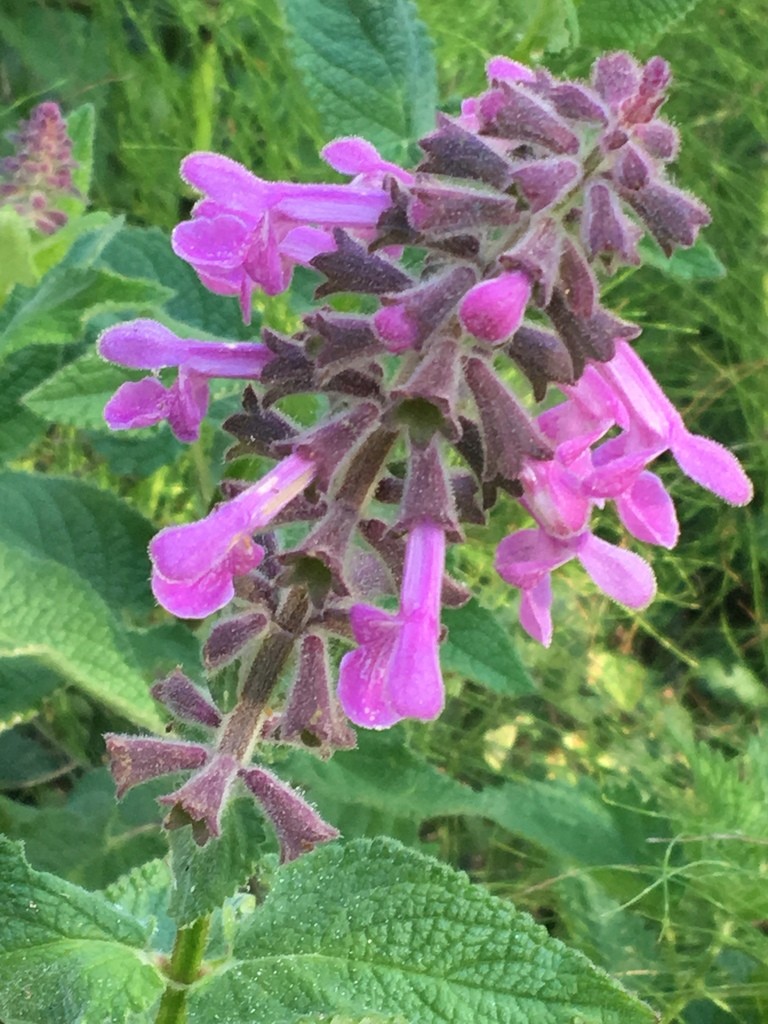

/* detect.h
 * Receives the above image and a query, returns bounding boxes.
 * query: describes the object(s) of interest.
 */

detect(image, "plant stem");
[217,585,310,761]
[154,915,211,1024]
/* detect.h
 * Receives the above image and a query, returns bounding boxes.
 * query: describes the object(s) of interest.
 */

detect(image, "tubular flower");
[98,318,274,441]
[172,151,393,321]
[150,453,316,618]
[338,522,446,728]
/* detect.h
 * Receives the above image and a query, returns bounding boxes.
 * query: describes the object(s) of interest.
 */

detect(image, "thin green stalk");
[154,915,211,1024]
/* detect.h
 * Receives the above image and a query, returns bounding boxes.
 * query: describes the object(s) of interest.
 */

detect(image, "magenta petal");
[577,533,656,608]
[104,378,168,430]
[387,617,444,721]
[320,137,407,181]
[519,576,553,647]
[172,215,251,267]
[495,528,572,588]
[486,55,536,84]
[616,471,679,548]
[583,447,649,498]
[280,225,336,264]
[373,305,420,351]
[180,152,271,212]
[166,370,210,442]
[99,319,182,369]
[522,459,591,537]
[671,428,753,506]
[151,566,238,619]
[337,641,400,729]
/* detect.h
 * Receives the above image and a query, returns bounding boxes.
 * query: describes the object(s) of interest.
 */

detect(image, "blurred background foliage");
[0,1,766,1021]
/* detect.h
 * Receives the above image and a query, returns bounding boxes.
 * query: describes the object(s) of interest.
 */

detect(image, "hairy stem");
[217,586,310,761]
[154,915,211,1024]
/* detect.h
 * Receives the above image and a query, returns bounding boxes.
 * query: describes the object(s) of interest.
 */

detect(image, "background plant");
[0,1,765,1023]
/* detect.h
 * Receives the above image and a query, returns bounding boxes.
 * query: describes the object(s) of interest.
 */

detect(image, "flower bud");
[151,670,222,728]
[459,270,532,343]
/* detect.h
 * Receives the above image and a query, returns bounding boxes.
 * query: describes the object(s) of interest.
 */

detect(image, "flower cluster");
[0,102,78,234]
[100,52,750,852]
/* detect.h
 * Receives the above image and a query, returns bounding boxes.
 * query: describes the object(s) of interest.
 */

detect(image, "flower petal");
[104,378,168,431]
[671,428,753,506]
[616,471,679,548]
[577,533,656,608]
[519,576,553,646]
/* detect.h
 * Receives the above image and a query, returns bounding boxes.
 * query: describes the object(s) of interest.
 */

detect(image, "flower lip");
[338,522,446,728]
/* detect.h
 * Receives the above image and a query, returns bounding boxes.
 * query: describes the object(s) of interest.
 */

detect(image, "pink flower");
[338,522,446,727]
[496,527,656,646]
[321,136,413,186]
[98,319,273,442]
[596,342,752,506]
[172,152,392,321]
[150,453,315,618]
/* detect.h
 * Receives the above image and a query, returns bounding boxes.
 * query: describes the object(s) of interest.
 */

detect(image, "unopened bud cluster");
[100,52,751,855]
[0,102,78,234]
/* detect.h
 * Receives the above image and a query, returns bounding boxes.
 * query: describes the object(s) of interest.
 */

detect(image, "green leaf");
[0,343,80,462]
[0,656,65,726]
[169,797,267,926]
[187,837,656,1023]
[480,778,635,866]
[0,208,38,296]
[0,471,156,615]
[284,728,480,841]
[281,0,437,161]
[0,726,69,790]
[106,858,176,954]
[21,351,142,431]
[33,211,114,278]
[0,769,167,889]
[442,598,535,696]
[638,235,726,281]
[577,0,704,48]
[64,103,96,214]
[0,539,161,729]
[0,836,164,1024]
[0,267,171,359]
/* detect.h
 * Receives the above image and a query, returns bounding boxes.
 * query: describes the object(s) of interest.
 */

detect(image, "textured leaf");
[105,858,176,954]
[169,797,267,926]
[0,471,155,615]
[33,211,114,278]
[577,0,704,48]
[0,656,65,725]
[442,598,535,696]
[0,727,69,790]
[638,236,726,281]
[0,208,37,295]
[0,539,161,729]
[0,267,171,358]
[0,343,80,462]
[85,426,185,477]
[0,836,164,1024]
[281,0,437,160]
[0,769,166,889]
[187,837,656,1023]
[22,351,142,431]
[64,103,95,214]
